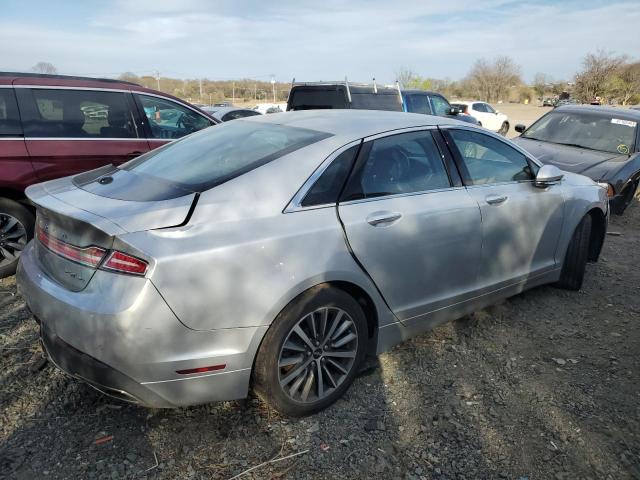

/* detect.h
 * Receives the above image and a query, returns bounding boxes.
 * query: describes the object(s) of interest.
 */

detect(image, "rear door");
[337,129,482,322]
[443,127,564,288]
[0,86,33,193]
[15,86,149,182]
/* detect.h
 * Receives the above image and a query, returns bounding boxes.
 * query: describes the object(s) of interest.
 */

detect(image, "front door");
[337,129,482,322]
[444,127,565,288]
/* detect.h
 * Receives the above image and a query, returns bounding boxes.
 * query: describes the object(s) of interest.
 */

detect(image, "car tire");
[612,180,638,215]
[253,285,368,417]
[0,199,34,278]
[499,121,509,136]
[556,214,591,291]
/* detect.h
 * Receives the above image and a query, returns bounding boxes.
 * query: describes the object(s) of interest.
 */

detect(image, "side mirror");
[514,124,526,133]
[535,164,564,187]
[448,107,460,115]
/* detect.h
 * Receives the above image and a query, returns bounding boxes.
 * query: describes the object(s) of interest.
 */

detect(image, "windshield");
[123,120,331,191]
[523,111,637,155]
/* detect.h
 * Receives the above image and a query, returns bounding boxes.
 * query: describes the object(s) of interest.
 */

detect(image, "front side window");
[21,89,138,138]
[522,111,637,155]
[137,94,212,139]
[0,89,22,136]
[404,94,431,115]
[123,120,331,191]
[484,103,496,113]
[473,103,487,113]
[221,110,261,122]
[449,129,533,185]
[343,131,450,200]
[430,95,451,116]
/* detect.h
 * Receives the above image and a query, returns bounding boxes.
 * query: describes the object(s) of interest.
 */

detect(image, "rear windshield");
[123,120,332,191]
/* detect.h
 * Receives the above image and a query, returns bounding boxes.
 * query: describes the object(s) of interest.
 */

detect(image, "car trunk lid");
[26,170,196,291]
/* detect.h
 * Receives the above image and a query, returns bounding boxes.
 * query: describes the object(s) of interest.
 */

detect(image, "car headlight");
[597,182,614,198]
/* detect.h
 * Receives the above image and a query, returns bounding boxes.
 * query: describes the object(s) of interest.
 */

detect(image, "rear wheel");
[498,121,509,136]
[253,286,367,416]
[0,199,34,278]
[556,214,591,291]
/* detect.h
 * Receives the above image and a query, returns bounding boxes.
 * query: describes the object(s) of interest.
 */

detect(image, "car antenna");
[373,77,378,94]
[345,76,352,104]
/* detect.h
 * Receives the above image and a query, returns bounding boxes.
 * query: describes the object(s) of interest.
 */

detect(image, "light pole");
[154,71,160,90]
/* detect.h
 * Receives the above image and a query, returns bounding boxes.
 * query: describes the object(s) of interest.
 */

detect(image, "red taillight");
[36,224,148,276]
[36,225,106,268]
[101,251,148,276]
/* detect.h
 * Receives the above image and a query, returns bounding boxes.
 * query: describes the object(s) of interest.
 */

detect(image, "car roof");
[242,109,460,137]
[0,71,139,88]
[554,104,640,120]
[401,90,444,96]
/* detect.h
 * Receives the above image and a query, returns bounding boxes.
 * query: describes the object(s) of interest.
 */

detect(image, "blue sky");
[2,0,639,83]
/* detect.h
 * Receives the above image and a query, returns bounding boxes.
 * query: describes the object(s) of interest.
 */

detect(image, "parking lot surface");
[1,199,639,480]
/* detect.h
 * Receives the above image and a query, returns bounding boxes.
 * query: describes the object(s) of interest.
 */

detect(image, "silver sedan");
[17,110,609,416]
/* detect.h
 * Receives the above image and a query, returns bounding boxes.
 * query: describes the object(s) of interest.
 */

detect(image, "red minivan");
[0,72,217,277]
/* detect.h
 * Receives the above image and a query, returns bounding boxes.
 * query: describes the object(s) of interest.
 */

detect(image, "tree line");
[396,51,640,105]
[31,50,640,106]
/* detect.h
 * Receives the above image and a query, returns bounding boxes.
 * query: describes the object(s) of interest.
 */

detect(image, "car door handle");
[366,211,402,226]
[127,151,144,156]
[486,194,508,205]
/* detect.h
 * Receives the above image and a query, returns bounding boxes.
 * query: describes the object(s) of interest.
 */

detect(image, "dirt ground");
[1,197,639,480]
[492,103,549,138]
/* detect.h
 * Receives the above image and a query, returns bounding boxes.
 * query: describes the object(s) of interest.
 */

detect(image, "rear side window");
[124,120,332,191]
[19,89,139,138]
[404,94,432,115]
[136,94,212,140]
[221,110,261,122]
[288,87,348,110]
[342,131,450,200]
[350,92,403,111]
[0,89,22,136]
[301,145,359,207]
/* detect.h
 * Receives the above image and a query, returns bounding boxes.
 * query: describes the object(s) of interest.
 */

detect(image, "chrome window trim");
[363,124,438,142]
[339,186,465,207]
[22,137,147,141]
[284,139,362,213]
[0,85,13,88]
[0,137,24,140]
[13,85,131,94]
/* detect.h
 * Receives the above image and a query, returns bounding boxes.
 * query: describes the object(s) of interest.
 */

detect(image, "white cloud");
[1,0,638,82]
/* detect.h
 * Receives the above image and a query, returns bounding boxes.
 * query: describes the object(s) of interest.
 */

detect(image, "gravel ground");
[1,199,639,480]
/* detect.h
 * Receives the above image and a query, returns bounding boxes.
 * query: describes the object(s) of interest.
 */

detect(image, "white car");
[452,101,510,135]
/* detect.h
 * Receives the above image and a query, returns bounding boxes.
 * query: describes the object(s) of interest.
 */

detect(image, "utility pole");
[154,71,160,90]
[254,84,257,101]
[232,82,235,105]
[199,78,203,101]
[271,75,276,102]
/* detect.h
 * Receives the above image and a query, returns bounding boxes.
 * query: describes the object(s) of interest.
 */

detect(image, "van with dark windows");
[0,72,216,277]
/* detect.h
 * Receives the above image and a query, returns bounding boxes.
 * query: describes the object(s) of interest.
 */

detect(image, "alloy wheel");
[0,213,27,268]
[278,307,358,404]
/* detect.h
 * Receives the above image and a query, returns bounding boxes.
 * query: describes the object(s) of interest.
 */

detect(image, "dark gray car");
[512,105,640,214]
